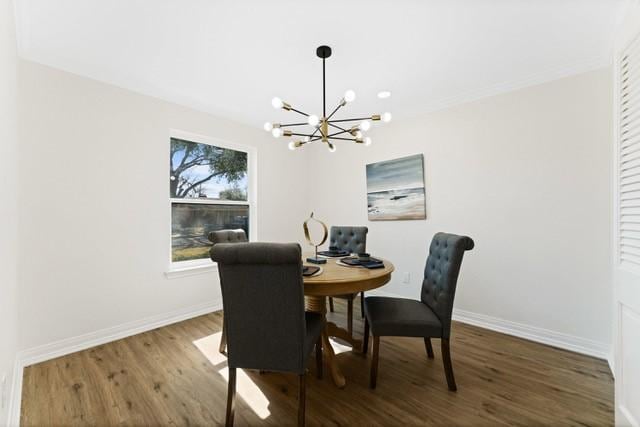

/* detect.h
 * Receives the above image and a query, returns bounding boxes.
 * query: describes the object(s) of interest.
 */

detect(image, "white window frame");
[166,129,258,276]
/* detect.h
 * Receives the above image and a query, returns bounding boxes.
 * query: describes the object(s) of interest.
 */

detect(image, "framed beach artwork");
[366,154,426,221]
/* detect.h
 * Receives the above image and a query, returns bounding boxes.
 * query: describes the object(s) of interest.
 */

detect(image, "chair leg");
[225,367,236,427]
[219,320,227,355]
[328,297,334,312]
[347,297,354,337]
[370,336,380,389]
[360,292,365,318]
[362,318,370,355]
[424,337,434,359]
[298,374,306,427]
[441,338,457,391]
[315,337,323,379]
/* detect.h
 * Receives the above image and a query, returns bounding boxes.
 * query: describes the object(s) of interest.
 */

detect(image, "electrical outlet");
[403,272,411,284]
[1,373,6,409]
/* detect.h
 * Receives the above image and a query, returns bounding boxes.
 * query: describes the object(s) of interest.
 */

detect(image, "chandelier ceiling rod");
[264,45,392,152]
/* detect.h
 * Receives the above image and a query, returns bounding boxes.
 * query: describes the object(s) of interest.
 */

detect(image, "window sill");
[164,261,218,279]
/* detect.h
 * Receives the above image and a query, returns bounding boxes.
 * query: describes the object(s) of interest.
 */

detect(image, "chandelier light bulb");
[344,90,356,103]
[288,141,296,150]
[355,130,363,139]
[263,122,273,131]
[382,112,392,123]
[272,128,283,138]
[328,143,337,153]
[271,97,284,109]
[308,115,320,126]
[359,120,371,131]
[364,137,372,146]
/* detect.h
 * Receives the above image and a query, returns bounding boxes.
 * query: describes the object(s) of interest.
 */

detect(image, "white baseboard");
[6,299,223,427]
[366,289,610,360]
[7,357,22,427]
[607,350,615,379]
[452,308,610,359]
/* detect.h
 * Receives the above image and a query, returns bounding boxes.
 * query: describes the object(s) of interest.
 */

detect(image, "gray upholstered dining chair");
[210,242,324,427]
[363,232,474,391]
[327,226,368,337]
[209,229,248,355]
[208,229,248,245]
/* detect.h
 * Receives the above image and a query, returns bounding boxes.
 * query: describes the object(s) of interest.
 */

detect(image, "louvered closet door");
[620,40,640,267]
[615,28,640,427]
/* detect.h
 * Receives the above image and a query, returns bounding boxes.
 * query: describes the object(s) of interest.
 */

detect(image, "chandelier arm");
[328,136,358,141]
[309,127,320,138]
[328,129,351,137]
[326,103,343,121]
[289,107,310,117]
[280,122,309,127]
[290,132,316,137]
[299,136,323,147]
[329,117,373,124]
[328,122,348,132]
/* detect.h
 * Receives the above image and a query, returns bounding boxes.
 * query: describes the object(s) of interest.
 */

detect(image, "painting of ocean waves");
[366,154,426,221]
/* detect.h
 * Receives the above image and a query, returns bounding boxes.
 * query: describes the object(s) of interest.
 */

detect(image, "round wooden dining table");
[303,256,394,388]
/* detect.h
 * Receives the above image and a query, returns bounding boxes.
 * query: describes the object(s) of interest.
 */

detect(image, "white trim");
[7,357,22,427]
[366,289,610,360]
[6,299,224,427]
[452,308,610,360]
[608,350,615,380]
[13,34,611,131]
[377,56,611,122]
[18,299,223,368]
[169,198,249,206]
[165,261,218,279]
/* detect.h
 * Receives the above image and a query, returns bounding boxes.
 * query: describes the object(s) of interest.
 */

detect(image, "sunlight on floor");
[329,337,352,355]
[193,332,271,420]
[219,366,271,419]
[193,332,227,366]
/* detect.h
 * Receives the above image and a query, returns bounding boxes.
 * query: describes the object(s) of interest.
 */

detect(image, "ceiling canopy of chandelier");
[264,45,391,152]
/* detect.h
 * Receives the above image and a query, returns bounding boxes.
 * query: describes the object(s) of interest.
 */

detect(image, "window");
[169,131,255,267]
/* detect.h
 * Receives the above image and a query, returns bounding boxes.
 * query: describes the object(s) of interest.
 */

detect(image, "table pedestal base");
[305,295,347,388]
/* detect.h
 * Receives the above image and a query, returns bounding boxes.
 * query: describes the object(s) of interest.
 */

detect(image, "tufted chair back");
[211,242,308,374]
[208,229,248,245]
[421,232,474,338]
[329,226,368,254]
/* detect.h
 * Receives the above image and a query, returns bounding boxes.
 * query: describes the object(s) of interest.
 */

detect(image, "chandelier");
[264,45,391,152]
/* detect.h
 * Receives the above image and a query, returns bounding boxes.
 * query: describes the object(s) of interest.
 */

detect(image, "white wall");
[307,68,613,351]
[17,60,310,351]
[0,0,19,424]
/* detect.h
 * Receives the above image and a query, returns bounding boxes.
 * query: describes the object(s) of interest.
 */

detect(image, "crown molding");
[12,0,615,128]
[401,54,612,120]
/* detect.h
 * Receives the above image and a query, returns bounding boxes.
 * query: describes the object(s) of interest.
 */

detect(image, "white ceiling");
[14,0,628,127]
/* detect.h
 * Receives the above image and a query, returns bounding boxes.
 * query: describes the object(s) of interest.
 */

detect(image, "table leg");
[306,296,346,389]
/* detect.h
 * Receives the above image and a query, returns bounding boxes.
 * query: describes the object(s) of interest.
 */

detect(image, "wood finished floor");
[21,299,614,426]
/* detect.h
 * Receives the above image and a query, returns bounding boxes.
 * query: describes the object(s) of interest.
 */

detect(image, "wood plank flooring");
[21,299,613,426]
